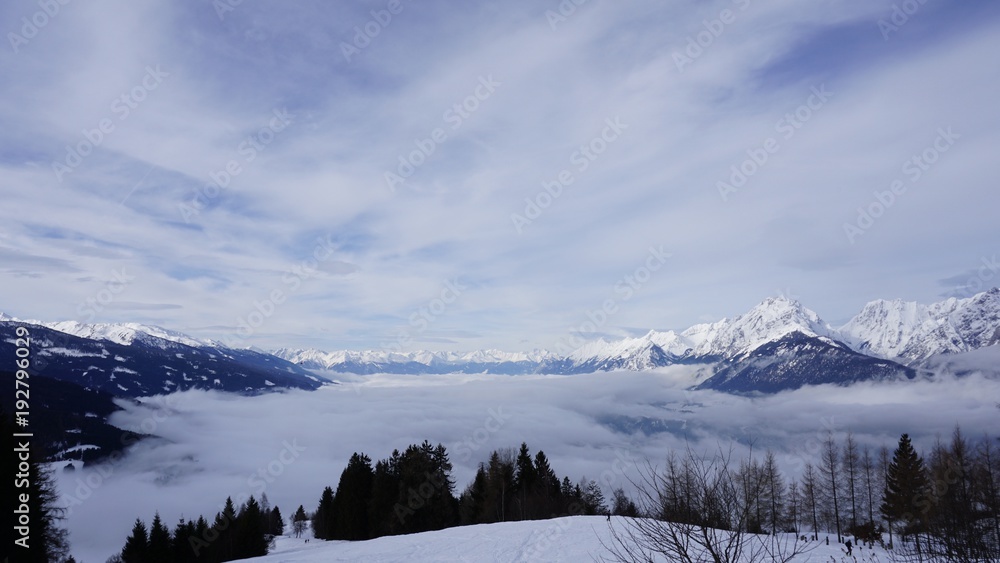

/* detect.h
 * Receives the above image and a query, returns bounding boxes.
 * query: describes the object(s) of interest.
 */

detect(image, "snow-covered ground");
[247,516,879,562]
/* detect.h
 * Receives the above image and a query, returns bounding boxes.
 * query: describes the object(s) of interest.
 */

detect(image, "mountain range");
[3,289,996,461]
[3,288,998,397]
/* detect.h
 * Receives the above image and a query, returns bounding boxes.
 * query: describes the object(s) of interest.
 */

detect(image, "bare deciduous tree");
[601,446,812,563]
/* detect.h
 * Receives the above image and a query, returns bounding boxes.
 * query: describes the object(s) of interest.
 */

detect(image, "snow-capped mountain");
[0,318,326,397]
[4,288,996,395]
[839,287,1000,363]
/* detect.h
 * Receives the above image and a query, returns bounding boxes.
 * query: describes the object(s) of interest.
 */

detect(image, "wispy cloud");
[2,0,999,350]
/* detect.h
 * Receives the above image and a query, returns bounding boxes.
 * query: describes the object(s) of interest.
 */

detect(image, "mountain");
[839,287,1000,363]
[0,373,144,462]
[697,331,916,393]
[0,319,327,398]
[4,288,996,396]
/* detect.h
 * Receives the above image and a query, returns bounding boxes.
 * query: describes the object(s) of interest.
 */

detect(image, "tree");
[860,445,877,528]
[880,433,929,551]
[603,446,812,563]
[800,462,821,540]
[147,513,172,563]
[312,486,336,540]
[761,450,785,533]
[269,506,285,537]
[332,452,374,540]
[611,487,639,517]
[819,432,843,542]
[120,518,149,563]
[292,505,308,538]
[2,407,70,562]
[515,442,538,519]
[237,495,270,558]
[842,432,860,531]
[582,479,608,516]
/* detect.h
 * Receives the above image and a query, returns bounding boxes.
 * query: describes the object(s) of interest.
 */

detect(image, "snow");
[248,516,883,562]
[839,288,1000,363]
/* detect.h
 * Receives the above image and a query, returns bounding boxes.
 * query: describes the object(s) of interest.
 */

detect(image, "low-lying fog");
[58,368,1000,562]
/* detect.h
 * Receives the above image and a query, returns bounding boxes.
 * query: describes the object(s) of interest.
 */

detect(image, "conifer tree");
[147,512,172,563]
[237,495,269,558]
[269,506,285,537]
[292,505,308,538]
[880,434,929,541]
[333,452,374,540]
[313,486,336,539]
[120,518,149,563]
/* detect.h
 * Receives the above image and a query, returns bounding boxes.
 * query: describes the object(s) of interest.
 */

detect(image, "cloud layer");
[56,369,1000,562]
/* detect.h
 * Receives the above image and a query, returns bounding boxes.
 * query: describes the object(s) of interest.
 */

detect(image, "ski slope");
[247,516,881,562]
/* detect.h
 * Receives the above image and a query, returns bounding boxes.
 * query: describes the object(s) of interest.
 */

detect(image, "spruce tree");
[237,495,269,558]
[313,486,336,539]
[292,505,308,538]
[333,452,374,540]
[269,506,285,537]
[880,434,930,537]
[147,512,172,563]
[120,518,149,563]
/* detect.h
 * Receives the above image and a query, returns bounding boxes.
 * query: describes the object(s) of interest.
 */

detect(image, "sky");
[2,0,999,352]
[56,368,1000,562]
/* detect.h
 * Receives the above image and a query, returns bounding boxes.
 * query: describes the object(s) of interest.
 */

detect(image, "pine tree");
[120,518,149,563]
[212,496,239,560]
[2,407,70,562]
[147,512,172,563]
[611,488,639,517]
[333,452,374,540]
[582,479,608,516]
[514,443,538,520]
[292,505,308,538]
[171,518,196,562]
[269,506,285,537]
[313,486,336,540]
[880,434,929,541]
[237,495,269,558]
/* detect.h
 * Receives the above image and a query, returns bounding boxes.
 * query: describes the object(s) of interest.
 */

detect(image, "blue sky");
[1,0,998,351]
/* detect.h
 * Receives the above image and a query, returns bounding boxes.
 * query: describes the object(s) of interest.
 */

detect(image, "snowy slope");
[839,287,1000,363]
[248,516,879,562]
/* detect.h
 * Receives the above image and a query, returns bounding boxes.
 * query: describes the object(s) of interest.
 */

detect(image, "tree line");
[108,494,284,562]
[309,440,624,542]
[606,427,1000,563]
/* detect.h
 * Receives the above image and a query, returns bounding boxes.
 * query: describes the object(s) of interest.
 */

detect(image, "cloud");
[57,369,1000,562]
[2,1,999,351]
